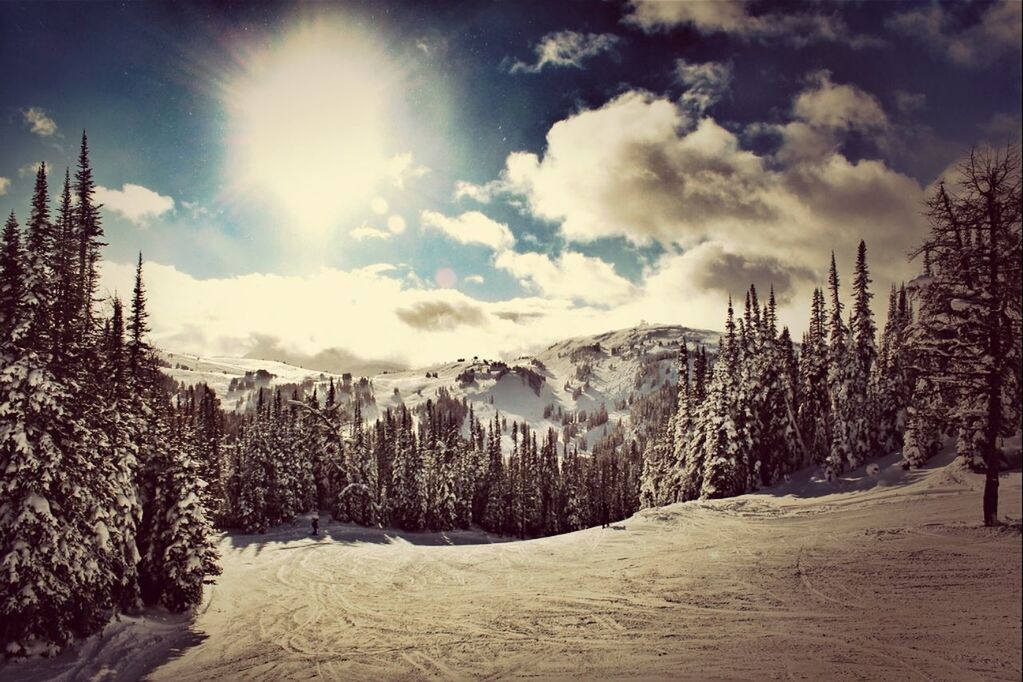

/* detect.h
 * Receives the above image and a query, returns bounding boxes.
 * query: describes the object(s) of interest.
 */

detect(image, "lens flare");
[434,267,457,288]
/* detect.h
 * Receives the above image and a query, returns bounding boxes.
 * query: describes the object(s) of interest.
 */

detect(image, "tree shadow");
[222,516,513,556]
[136,628,208,681]
[761,447,962,502]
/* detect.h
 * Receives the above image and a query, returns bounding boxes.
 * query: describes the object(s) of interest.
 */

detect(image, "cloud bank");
[623,0,881,48]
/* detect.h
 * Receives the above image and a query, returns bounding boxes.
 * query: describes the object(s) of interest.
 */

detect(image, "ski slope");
[4,450,1020,681]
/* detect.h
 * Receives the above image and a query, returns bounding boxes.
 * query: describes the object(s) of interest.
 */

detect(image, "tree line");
[640,145,1021,524]
[213,383,641,538]
[0,135,220,656]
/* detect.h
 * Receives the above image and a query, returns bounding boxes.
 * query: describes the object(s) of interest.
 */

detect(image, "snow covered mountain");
[160,323,721,444]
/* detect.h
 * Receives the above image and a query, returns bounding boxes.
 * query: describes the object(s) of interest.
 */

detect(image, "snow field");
[6,449,1016,681]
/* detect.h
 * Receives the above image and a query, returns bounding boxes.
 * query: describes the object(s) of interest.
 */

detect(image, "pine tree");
[873,284,909,454]
[826,253,854,477]
[905,147,1021,525]
[0,211,94,654]
[73,132,104,328]
[0,213,24,343]
[138,400,220,609]
[24,164,54,349]
[668,340,693,500]
[848,240,877,468]
[235,416,271,532]
[49,170,77,372]
[156,418,221,610]
[698,298,749,499]
[698,353,746,499]
[482,415,505,532]
[538,428,560,534]
[798,288,830,466]
[390,406,423,530]
[777,325,805,474]
[97,296,142,611]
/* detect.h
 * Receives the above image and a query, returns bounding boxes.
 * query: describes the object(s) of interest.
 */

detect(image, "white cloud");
[676,60,732,117]
[624,0,881,48]
[507,31,620,74]
[96,260,629,367]
[350,224,393,241]
[421,210,515,250]
[180,200,212,219]
[454,152,539,207]
[791,71,888,133]
[18,162,45,178]
[96,184,175,225]
[94,253,807,369]
[454,180,496,203]
[888,0,1022,67]
[387,152,429,188]
[22,107,58,137]
[765,72,891,165]
[470,83,928,315]
[464,274,485,284]
[0,177,9,196]
[494,250,634,306]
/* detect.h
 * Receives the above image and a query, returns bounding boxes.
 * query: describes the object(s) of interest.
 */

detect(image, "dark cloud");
[244,334,407,375]
[686,245,815,304]
[493,310,545,323]
[395,301,488,331]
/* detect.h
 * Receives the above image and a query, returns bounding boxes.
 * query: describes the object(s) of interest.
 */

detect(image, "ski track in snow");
[3,453,1020,681]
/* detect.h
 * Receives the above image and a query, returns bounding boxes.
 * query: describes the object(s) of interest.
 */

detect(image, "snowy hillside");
[4,446,1019,681]
[161,323,720,444]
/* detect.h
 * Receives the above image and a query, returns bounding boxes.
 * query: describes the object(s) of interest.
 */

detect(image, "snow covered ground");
[4,449,1020,681]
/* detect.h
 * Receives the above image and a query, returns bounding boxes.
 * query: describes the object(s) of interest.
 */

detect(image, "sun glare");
[223,19,397,234]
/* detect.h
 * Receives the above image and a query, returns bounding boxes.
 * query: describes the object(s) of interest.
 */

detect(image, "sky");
[1,0,1020,369]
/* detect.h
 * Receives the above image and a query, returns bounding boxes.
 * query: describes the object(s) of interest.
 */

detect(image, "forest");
[1,136,1020,657]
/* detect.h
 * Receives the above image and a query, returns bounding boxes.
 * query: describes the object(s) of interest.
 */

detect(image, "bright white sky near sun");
[2,2,1021,368]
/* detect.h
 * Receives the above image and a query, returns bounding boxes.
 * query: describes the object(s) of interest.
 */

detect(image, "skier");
[311,516,319,536]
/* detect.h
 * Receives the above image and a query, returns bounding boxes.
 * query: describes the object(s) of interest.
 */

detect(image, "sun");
[222,19,398,234]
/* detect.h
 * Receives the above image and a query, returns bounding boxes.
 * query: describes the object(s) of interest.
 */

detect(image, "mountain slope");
[160,323,721,445]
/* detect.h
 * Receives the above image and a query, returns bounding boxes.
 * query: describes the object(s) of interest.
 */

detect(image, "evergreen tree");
[49,170,77,371]
[0,211,94,654]
[390,406,423,530]
[73,132,104,328]
[668,340,693,500]
[848,240,877,468]
[826,253,855,476]
[698,298,749,498]
[24,164,54,349]
[905,147,1021,525]
[872,284,910,454]
[0,212,24,342]
[155,417,221,611]
[97,296,142,611]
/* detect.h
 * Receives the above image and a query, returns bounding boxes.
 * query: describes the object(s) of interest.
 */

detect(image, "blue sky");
[1,0,1020,367]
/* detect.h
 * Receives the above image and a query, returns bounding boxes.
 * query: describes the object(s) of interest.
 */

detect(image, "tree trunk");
[982,193,1003,527]
[983,468,999,527]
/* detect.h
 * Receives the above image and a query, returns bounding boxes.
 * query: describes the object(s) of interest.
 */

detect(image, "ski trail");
[3,461,1017,682]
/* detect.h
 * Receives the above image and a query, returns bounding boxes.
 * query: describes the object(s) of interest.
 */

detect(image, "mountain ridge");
[159,323,722,448]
